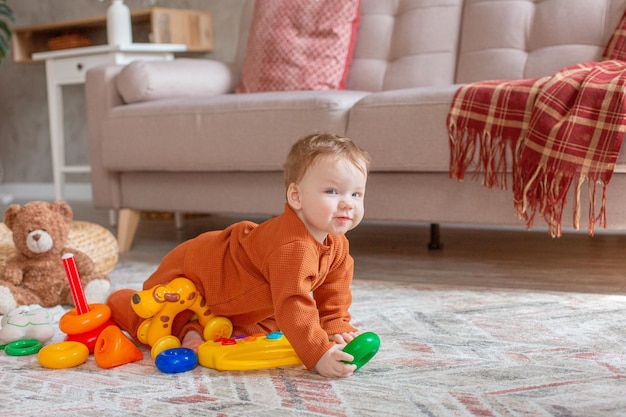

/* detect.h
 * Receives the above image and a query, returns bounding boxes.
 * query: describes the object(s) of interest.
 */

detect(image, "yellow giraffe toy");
[131,277,232,358]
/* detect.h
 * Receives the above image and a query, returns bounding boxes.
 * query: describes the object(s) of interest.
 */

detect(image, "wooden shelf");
[12,7,213,63]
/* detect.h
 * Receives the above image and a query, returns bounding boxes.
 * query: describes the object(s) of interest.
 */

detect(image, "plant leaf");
[0,4,15,21]
[0,37,8,58]
[0,1,11,64]
[0,20,11,39]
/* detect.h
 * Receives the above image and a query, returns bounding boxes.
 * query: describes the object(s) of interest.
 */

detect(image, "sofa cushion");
[346,85,461,172]
[235,0,360,93]
[346,0,462,92]
[116,59,233,104]
[100,90,369,172]
[456,0,626,83]
[602,7,626,60]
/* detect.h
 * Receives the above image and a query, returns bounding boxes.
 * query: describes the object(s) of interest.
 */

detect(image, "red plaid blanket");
[448,27,626,237]
[448,61,626,236]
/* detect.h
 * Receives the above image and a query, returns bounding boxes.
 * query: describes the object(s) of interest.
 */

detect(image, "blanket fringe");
[449,124,514,190]
[586,178,609,236]
[513,161,571,237]
[514,164,610,237]
[449,61,626,237]
[450,124,612,238]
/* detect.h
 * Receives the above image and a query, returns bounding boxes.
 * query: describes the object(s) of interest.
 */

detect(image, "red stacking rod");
[62,253,89,315]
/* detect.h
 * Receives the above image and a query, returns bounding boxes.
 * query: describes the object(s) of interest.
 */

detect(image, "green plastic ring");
[5,339,44,356]
[342,332,380,370]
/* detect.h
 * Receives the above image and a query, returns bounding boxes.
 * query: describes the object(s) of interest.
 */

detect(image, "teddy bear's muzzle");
[26,230,53,254]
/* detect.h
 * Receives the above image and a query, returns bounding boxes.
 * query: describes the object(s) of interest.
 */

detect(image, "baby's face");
[290,155,367,243]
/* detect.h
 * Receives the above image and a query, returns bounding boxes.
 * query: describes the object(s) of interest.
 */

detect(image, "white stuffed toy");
[0,306,55,345]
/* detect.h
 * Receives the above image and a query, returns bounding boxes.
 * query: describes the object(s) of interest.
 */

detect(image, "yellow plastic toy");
[38,341,89,369]
[197,331,303,371]
[131,277,233,358]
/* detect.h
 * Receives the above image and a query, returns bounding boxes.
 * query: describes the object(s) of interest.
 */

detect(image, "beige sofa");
[86,0,626,252]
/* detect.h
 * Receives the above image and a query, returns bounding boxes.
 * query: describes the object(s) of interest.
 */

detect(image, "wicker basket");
[0,221,118,275]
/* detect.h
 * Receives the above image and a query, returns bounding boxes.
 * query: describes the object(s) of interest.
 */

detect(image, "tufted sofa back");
[234,0,626,92]
[347,0,463,92]
[456,0,626,83]
[233,0,464,92]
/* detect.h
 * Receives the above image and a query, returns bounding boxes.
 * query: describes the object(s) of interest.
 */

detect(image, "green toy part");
[342,331,380,370]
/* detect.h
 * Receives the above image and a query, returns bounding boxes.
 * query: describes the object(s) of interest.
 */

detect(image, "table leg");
[45,60,66,201]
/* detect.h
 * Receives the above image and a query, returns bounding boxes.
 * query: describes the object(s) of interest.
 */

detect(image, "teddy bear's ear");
[51,200,74,223]
[3,204,22,231]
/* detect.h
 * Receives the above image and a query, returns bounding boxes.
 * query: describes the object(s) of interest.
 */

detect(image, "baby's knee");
[106,289,142,338]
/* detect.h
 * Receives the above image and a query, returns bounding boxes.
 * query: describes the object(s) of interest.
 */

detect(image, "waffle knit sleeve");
[312,236,356,335]
[264,236,355,370]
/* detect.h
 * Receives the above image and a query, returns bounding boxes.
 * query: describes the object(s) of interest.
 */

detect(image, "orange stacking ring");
[59,303,112,335]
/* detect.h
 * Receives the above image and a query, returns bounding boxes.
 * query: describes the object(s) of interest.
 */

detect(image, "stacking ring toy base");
[155,347,198,373]
[198,331,303,371]
[5,339,44,356]
[38,341,89,369]
[342,332,380,370]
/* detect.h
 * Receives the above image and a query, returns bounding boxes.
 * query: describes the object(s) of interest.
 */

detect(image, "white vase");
[107,0,133,46]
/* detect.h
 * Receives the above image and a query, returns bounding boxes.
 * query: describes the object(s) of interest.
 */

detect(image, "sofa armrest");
[86,65,126,209]
[116,58,235,104]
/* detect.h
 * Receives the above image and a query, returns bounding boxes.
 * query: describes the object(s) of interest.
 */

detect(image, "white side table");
[33,43,187,201]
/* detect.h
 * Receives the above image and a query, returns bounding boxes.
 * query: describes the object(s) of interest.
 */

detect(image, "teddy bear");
[0,200,111,315]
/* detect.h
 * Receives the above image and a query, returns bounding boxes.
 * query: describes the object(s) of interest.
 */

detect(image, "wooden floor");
[4,199,626,294]
[348,221,626,294]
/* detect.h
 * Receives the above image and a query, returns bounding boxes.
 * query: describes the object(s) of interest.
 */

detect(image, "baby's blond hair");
[284,132,371,190]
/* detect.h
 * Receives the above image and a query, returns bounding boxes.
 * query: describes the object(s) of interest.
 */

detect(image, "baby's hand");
[329,332,359,345]
[314,344,356,378]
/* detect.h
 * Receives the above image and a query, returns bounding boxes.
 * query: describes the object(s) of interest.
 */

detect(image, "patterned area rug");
[2,260,626,416]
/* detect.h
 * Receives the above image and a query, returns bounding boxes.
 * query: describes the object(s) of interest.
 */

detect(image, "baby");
[107,132,371,377]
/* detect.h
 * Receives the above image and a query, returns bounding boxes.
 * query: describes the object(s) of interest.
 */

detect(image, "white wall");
[0,0,247,196]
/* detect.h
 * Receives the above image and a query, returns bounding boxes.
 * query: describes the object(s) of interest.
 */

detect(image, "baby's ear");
[286,183,302,209]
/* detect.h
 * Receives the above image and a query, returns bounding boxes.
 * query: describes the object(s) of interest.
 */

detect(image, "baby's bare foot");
[181,330,204,352]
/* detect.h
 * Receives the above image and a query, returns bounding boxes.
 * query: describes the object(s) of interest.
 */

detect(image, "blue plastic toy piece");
[155,347,198,374]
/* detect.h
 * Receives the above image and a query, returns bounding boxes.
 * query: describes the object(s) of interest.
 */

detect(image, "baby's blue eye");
[325,189,337,194]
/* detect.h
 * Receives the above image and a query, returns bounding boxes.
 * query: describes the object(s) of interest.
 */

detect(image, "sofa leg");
[428,223,443,250]
[174,211,184,229]
[108,209,117,227]
[117,208,141,253]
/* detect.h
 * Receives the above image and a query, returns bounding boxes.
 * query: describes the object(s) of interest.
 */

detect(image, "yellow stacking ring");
[38,341,89,369]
